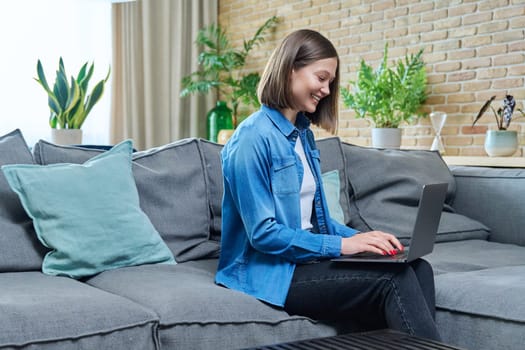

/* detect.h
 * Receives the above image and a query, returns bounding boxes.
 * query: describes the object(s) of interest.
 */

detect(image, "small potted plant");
[35,57,110,145]
[472,95,524,157]
[180,16,278,143]
[341,44,427,148]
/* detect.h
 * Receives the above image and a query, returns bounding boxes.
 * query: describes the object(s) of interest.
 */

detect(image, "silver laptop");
[331,182,448,263]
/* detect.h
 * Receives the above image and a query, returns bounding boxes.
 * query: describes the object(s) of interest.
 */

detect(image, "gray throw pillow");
[33,138,219,262]
[0,129,48,272]
[341,143,490,244]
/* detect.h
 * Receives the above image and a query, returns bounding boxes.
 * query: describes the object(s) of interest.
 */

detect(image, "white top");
[294,137,315,230]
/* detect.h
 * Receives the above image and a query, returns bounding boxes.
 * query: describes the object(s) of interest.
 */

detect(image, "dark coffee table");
[245,329,466,349]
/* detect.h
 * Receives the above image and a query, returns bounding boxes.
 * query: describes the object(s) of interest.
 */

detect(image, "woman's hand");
[341,231,404,256]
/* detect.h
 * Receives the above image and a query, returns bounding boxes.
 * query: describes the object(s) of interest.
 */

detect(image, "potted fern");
[341,44,427,148]
[35,57,110,145]
[180,16,278,142]
[473,95,524,157]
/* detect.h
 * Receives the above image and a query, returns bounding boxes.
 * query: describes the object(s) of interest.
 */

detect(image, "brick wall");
[219,0,525,156]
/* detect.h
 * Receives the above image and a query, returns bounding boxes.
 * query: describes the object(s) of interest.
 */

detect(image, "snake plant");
[35,57,110,129]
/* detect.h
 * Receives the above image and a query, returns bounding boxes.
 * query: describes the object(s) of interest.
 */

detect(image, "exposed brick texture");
[219,0,525,156]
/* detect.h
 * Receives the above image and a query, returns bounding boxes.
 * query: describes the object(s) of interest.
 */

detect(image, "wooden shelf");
[442,156,525,168]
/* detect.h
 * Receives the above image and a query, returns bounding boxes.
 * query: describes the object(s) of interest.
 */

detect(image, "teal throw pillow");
[1,140,175,279]
[322,170,345,225]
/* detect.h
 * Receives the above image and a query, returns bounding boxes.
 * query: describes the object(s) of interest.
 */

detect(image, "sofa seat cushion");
[435,265,525,323]
[434,265,525,350]
[436,307,525,350]
[33,138,218,262]
[85,260,337,350]
[427,240,525,275]
[0,272,159,349]
[0,129,47,272]
[341,143,490,244]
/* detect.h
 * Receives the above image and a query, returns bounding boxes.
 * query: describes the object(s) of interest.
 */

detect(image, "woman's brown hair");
[257,29,340,134]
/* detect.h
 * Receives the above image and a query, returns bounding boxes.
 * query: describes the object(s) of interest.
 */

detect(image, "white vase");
[51,129,83,145]
[371,128,402,149]
[484,130,518,157]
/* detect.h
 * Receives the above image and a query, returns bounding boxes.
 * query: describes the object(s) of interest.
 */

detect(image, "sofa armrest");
[450,165,525,246]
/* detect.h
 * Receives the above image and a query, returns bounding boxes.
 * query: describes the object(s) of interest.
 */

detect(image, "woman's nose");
[320,84,330,96]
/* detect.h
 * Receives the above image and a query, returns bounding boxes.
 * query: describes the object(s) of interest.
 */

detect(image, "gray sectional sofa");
[1,128,524,350]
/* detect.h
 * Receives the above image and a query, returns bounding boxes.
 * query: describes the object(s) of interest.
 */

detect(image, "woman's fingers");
[341,231,404,256]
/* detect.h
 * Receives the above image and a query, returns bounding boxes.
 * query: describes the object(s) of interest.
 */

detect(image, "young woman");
[215,29,441,341]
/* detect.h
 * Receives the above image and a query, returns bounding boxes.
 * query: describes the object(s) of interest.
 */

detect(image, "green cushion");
[1,140,175,279]
[322,170,345,225]
[316,137,352,225]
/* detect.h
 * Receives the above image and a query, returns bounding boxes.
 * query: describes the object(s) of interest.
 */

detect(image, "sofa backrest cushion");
[3,140,176,278]
[0,129,48,272]
[341,143,490,244]
[450,166,525,246]
[33,138,219,262]
[197,139,224,243]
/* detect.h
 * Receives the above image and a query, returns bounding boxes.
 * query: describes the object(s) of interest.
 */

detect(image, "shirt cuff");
[322,234,342,257]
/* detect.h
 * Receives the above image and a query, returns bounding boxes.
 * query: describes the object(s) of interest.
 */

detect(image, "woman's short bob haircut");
[257,29,340,134]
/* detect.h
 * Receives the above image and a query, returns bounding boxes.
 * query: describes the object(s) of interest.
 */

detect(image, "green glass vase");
[207,101,233,143]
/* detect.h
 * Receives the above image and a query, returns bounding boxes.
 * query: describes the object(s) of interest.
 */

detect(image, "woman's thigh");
[284,260,409,318]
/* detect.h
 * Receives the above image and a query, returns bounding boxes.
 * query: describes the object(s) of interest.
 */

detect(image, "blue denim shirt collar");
[261,105,311,139]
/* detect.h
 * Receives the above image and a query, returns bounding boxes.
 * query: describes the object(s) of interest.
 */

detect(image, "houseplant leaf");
[341,44,427,129]
[36,58,110,130]
[472,95,495,127]
[180,16,278,129]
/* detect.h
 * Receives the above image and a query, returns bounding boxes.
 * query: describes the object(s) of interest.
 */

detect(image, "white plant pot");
[371,128,402,149]
[51,129,83,145]
[484,130,518,157]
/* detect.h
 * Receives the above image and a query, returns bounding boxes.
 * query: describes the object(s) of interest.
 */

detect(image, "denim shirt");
[215,105,359,306]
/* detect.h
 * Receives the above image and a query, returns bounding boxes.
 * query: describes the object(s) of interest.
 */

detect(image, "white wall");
[0,0,112,147]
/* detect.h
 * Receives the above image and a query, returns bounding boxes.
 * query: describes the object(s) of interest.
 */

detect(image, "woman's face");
[290,57,338,114]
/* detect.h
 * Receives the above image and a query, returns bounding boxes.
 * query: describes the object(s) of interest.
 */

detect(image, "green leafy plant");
[35,57,110,129]
[472,95,525,130]
[341,44,427,128]
[180,16,278,127]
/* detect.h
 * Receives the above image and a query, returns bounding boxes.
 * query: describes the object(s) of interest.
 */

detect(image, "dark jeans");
[284,259,441,341]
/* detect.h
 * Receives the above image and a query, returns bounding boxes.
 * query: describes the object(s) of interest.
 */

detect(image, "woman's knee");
[411,258,434,275]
